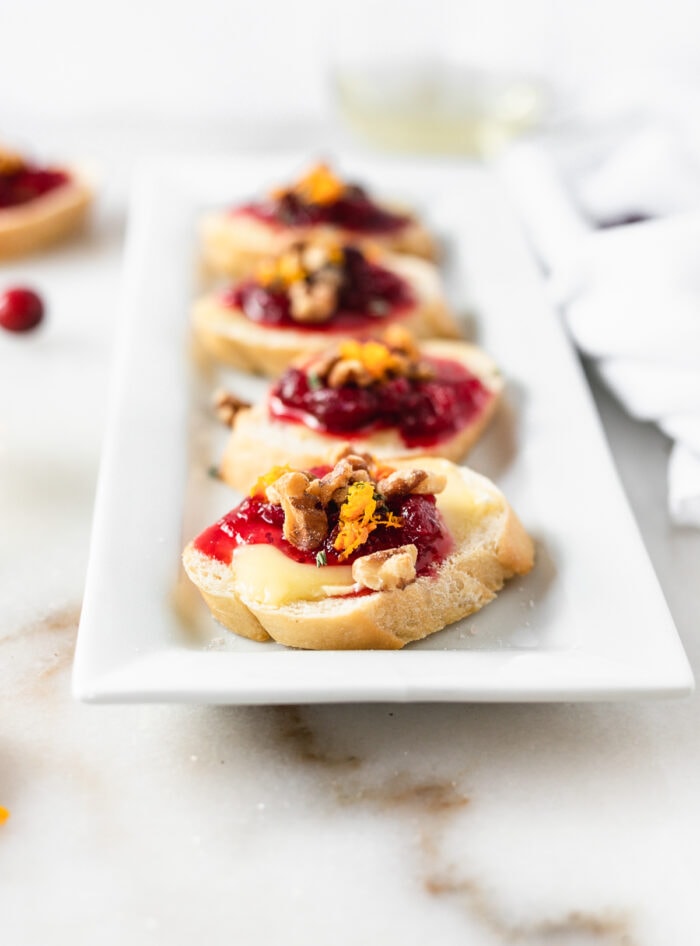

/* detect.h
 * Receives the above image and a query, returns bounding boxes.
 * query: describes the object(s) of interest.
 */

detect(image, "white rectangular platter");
[72,154,693,703]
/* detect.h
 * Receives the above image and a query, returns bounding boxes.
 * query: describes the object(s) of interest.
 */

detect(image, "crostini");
[183,449,534,649]
[215,327,502,492]
[0,146,91,258]
[192,241,460,374]
[200,162,437,277]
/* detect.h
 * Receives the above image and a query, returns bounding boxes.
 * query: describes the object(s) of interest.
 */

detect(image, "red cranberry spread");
[222,246,414,332]
[194,491,452,577]
[232,162,411,234]
[238,187,409,234]
[270,356,491,448]
[0,165,70,209]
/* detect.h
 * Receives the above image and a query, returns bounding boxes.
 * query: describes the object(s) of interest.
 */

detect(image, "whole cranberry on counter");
[0,287,45,333]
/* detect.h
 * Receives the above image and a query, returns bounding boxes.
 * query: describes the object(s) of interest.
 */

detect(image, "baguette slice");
[201,206,436,280]
[193,254,461,375]
[0,171,92,259]
[182,456,534,650]
[219,340,503,493]
[200,207,438,278]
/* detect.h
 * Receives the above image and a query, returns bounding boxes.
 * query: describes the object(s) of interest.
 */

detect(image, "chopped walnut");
[289,271,341,323]
[306,458,370,506]
[307,346,342,382]
[382,325,420,359]
[266,471,328,551]
[212,388,250,427]
[352,544,418,591]
[326,357,373,389]
[329,443,375,469]
[385,351,411,376]
[301,243,340,272]
[410,470,447,494]
[315,332,436,390]
[265,470,307,504]
[409,360,436,381]
[376,468,446,501]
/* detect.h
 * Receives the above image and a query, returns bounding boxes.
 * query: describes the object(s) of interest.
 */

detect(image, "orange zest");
[270,163,346,206]
[373,462,397,483]
[333,481,402,560]
[0,147,24,176]
[0,806,9,825]
[256,242,345,289]
[250,465,292,497]
[294,163,346,205]
[337,339,404,382]
[256,251,305,288]
[334,328,422,384]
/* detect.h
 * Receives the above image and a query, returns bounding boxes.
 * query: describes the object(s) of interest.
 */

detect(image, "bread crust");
[200,208,438,279]
[218,340,503,492]
[0,173,92,258]
[182,458,534,650]
[192,254,461,375]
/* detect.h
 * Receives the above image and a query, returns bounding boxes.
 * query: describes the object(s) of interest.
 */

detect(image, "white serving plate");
[72,154,693,703]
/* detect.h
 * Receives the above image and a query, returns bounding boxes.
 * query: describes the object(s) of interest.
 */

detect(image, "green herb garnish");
[315,549,328,567]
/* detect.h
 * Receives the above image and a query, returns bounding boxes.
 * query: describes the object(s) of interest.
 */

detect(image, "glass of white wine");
[328,0,550,157]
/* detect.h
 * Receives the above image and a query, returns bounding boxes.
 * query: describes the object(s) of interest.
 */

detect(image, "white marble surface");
[2,126,700,946]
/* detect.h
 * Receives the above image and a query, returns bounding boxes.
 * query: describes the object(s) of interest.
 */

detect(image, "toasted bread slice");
[200,208,437,279]
[192,254,461,375]
[219,340,503,493]
[0,172,92,258]
[182,457,534,650]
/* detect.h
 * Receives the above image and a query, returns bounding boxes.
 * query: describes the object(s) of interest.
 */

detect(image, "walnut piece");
[376,469,446,501]
[212,388,250,427]
[289,267,343,323]
[307,346,342,382]
[306,458,370,506]
[409,360,436,381]
[326,357,373,389]
[382,324,420,359]
[306,329,436,390]
[328,444,375,469]
[352,544,418,591]
[266,471,328,551]
[301,243,338,272]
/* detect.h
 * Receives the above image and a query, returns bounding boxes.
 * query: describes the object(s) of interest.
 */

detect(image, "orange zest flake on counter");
[0,806,10,824]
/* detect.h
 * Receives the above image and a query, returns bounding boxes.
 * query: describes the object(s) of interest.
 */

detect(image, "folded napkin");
[499,123,700,527]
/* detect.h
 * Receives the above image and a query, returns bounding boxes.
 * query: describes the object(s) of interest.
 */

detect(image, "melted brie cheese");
[435,467,501,538]
[231,465,503,606]
[232,545,355,606]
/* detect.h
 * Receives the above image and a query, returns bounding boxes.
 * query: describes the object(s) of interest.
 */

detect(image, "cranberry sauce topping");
[237,184,409,234]
[0,165,70,209]
[194,491,452,576]
[270,356,491,448]
[221,247,414,332]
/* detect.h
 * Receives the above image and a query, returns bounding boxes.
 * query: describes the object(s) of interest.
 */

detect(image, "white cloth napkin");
[499,124,700,527]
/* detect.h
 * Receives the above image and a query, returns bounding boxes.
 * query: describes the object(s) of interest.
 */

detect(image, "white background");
[2,0,700,132]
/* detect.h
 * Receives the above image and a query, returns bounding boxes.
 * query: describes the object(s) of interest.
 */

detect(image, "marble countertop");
[2,126,700,946]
